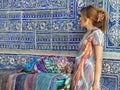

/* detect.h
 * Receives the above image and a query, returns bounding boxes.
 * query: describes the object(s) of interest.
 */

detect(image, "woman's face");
[80,14,89,27]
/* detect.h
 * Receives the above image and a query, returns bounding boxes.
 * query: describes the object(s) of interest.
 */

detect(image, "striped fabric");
[0,71,66,90]
[0,56,74,90]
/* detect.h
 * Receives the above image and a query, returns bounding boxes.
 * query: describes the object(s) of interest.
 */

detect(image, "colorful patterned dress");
[72,29,104,90]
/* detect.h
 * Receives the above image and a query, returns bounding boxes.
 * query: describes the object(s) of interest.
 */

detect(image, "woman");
[72,5,108,90]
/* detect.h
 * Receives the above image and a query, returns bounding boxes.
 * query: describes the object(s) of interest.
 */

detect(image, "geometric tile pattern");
[101,58,120,90]
[0,0,103,51]
[1,0,119,51]
[0,53,37,69]
[104,0,120,52]
[101,75,119,90]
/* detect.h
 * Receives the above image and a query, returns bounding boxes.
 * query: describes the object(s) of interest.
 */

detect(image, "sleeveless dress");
[72,29,104,90]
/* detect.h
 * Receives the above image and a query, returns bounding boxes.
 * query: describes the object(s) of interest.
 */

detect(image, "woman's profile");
[72,5,108,90]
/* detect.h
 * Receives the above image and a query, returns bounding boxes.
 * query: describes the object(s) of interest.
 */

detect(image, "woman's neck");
[86,23,98,31]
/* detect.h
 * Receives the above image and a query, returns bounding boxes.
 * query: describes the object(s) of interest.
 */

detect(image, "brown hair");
[81,5,108,33]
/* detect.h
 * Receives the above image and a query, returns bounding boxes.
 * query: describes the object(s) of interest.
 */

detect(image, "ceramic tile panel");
[101,58,120,90]
[0,0,102,51]
[0,53,37,69]
[104,0,120,52]
[0,0,120,90]
[101,75,118,90]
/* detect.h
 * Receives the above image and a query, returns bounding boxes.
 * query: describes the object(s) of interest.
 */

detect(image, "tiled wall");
[0,0,120,90]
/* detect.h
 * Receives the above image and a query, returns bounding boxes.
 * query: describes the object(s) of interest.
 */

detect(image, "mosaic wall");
[102,58,120,90]
[0,0,120,90]
[0,0,103,51]
[104,0,120,52]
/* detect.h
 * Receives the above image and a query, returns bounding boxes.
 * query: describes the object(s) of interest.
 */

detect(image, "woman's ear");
[87,18,93,25]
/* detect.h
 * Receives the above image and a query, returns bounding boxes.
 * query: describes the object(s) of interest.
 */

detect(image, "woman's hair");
[81,5,108,33]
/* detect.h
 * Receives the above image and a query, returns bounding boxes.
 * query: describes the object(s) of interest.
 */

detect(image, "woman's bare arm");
[93,45,103,90]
